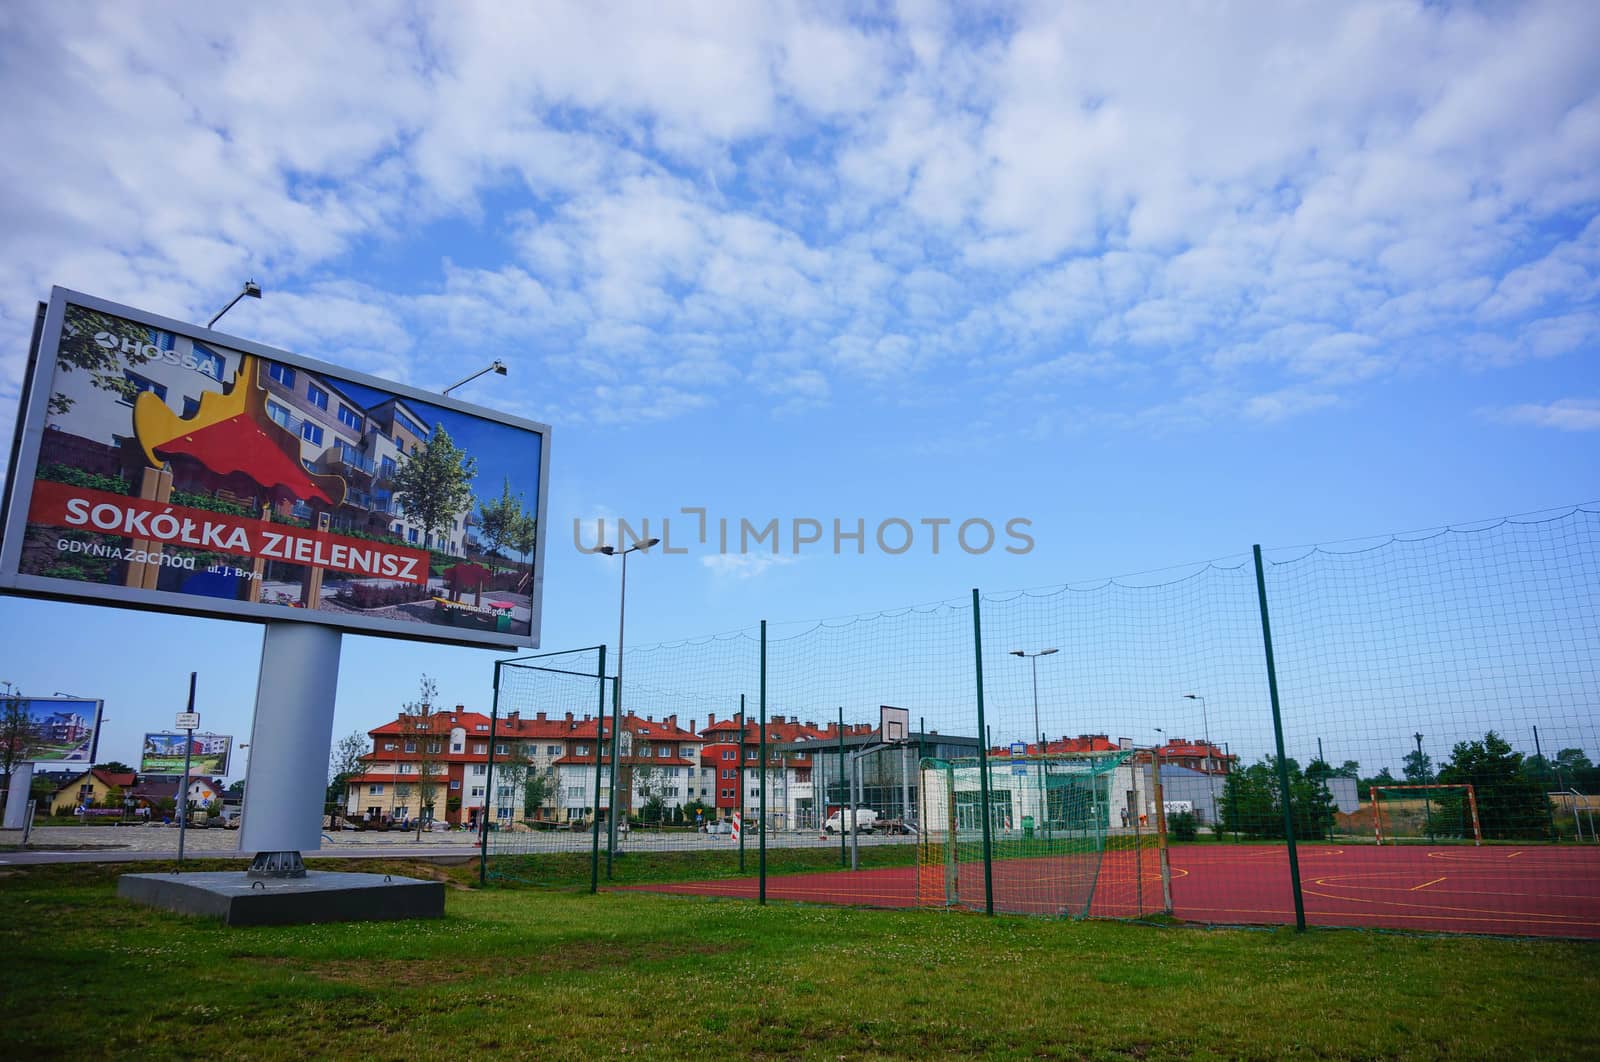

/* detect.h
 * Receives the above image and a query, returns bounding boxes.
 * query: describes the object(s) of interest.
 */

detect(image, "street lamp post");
[1009,648,1057,838]
[598,537,659,859]
[1184,693,1218,836]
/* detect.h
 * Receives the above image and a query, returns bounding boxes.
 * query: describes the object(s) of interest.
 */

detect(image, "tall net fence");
[482,504,1600,938]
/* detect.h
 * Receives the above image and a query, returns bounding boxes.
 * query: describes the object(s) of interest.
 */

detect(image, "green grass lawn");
[2,858,1596,1060]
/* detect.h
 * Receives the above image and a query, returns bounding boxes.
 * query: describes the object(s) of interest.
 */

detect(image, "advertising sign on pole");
[3,697,103,764]
[141,731,232,775]
[0,288,550,650]
[174,712,200,731]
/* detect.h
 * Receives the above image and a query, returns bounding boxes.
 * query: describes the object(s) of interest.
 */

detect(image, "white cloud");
[1490,399,1600,431]
[701,553,798,580]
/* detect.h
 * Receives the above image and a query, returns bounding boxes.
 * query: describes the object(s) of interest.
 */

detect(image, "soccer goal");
[917,750,1169,918]
[1370,784,1482,846]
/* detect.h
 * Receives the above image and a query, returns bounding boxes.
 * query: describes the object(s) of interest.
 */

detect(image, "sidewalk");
[1,825,477,854]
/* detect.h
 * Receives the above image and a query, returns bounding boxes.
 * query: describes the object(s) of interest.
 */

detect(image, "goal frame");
[1370,783,1481,846]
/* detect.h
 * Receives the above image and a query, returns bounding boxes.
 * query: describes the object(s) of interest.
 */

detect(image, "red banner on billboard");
[28,480,431,584]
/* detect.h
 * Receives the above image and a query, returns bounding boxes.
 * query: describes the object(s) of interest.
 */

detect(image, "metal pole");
[606,679,620,878]
[838,707,847,868]
[591,648,606,893]
[608,550,628,861]
[1415,732,1433,842]
[1151,747,1173,914]
[759,621,767,904]
[971,588,995,916]
[1533,725,1558,842]
[850,752,861,871]
[479,662,503,885]
[1253,545,1306,932]
[738,695,747,873]
[176,671,196,869]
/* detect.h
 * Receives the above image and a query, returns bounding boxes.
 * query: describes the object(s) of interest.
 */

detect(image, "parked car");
[705,820,734,835]
[823,809,879,834]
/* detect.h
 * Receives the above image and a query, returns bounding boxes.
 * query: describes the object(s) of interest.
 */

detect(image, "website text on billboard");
[0,289,550,649]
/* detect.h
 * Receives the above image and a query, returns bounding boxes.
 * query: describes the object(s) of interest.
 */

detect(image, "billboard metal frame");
[0,287,551,650]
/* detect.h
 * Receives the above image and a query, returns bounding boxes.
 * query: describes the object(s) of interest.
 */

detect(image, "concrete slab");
[117,870,446,926]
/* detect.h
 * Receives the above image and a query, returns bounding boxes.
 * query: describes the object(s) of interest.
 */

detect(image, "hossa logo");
[93,331,222,378]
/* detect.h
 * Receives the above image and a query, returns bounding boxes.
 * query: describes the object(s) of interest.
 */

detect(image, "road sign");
[175,712,200,730]
[1010,741,1026,756]
[1012,764,1028,776]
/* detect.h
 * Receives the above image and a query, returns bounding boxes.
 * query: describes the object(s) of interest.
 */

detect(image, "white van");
[823,809,879,834]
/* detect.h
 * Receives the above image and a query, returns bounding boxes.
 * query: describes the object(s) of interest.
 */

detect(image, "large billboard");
[6,697,103,764]
[140,731,233,776]
[0,289,549,648]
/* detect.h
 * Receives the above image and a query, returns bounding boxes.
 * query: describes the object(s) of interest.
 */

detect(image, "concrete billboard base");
[117,870,444,926]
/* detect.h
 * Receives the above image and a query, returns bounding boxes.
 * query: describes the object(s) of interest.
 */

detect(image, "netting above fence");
[480,503,1600,938]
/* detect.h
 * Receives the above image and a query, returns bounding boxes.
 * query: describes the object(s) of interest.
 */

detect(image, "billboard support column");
[3,763,33,829]
[240,622,342,877]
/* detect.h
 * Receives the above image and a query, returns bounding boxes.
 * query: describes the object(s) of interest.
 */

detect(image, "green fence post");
[1253,544,1307,932]
[738,694,746,873]
[838,706,847,868]
[479,661,502,886]
[972,588,995,916]
[759,619,767,905]
[590,646,606,894]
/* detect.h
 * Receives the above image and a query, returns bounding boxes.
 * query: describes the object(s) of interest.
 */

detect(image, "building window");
[268,362,296,388]
[722,769,735,780]
[404,741,416,753]
[471,765,486,777]
[470,787,484,798]
[368,784,384,795]
[746,750,758,761]
[452,742,463,752]
[122,371,167,404]
[306,383,328,410]
[576,745,590,756]
[495,743,509,754]
[473,743,486,754]
[383,742,396,751]
[181,396,200,418]
[301,421,324,446]
[426,742,442,753]
[396,411,428,440]
[722,750,735,761]
[450,780,461,790]
[475,724,489,731]
[190,342,225,379]
[565,787,585,800]
[657,747,671,758]
[407,528,419,544]
[547,745,560,756]
[337,404,363,431]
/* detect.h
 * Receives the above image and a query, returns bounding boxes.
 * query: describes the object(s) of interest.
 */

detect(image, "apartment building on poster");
[46,317,479,557]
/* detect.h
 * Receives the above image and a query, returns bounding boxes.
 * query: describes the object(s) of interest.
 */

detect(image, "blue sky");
[0,2,1595,777]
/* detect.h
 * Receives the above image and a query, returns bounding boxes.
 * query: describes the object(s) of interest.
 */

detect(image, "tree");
[632,763,666,823]
[1555,748,1594,774]
[1401,747,1432,784]
[476,478,523,563]
[510,511,538,568]
[398,675,446,839]
[225,779,246,799]
[50,305,159,415]
[392,423,477,553]
[1,690,40,789]
[522,765,556,819]
[96,760,135,775]
[1437,731,1548,840]
[327,729,368,809]
[1360,766,1396,800]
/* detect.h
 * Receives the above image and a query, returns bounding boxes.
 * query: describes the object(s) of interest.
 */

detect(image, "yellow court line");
[1507,851,1524,858]
[1410,876,1446,892]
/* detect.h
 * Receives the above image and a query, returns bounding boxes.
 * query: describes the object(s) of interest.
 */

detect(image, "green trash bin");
[1022,815,1035,839]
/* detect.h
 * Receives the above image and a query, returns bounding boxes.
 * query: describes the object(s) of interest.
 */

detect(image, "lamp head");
[1040,648,1059,656]
[598,545,617,556]
[492,359,507,376]
[1009,650,1025,657]
[243,280,262,299]
[640,537,661,550]
[1184,693,1198,700]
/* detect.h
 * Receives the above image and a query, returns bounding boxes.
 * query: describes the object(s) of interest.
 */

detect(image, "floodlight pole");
[443,359,508,397]
[599,538,658,862]
[207,280,261,329]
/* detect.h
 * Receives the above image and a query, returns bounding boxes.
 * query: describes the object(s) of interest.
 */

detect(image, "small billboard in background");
[0,288,549,649]
[140,731,232,775]
[6,697,102,764]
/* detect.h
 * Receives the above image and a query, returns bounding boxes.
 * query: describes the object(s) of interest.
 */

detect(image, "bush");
[1169,810,1198,842]
[338,582,434,609]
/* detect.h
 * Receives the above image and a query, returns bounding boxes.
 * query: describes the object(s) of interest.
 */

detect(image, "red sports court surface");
[627,844,1600,938]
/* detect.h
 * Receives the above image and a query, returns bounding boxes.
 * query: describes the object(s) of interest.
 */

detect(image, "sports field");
[630,843,1600,938]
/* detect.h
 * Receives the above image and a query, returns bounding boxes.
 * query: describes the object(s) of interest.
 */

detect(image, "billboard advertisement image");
[0,289,549,648]
[140,731,233,776]
[5,697,103,764]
